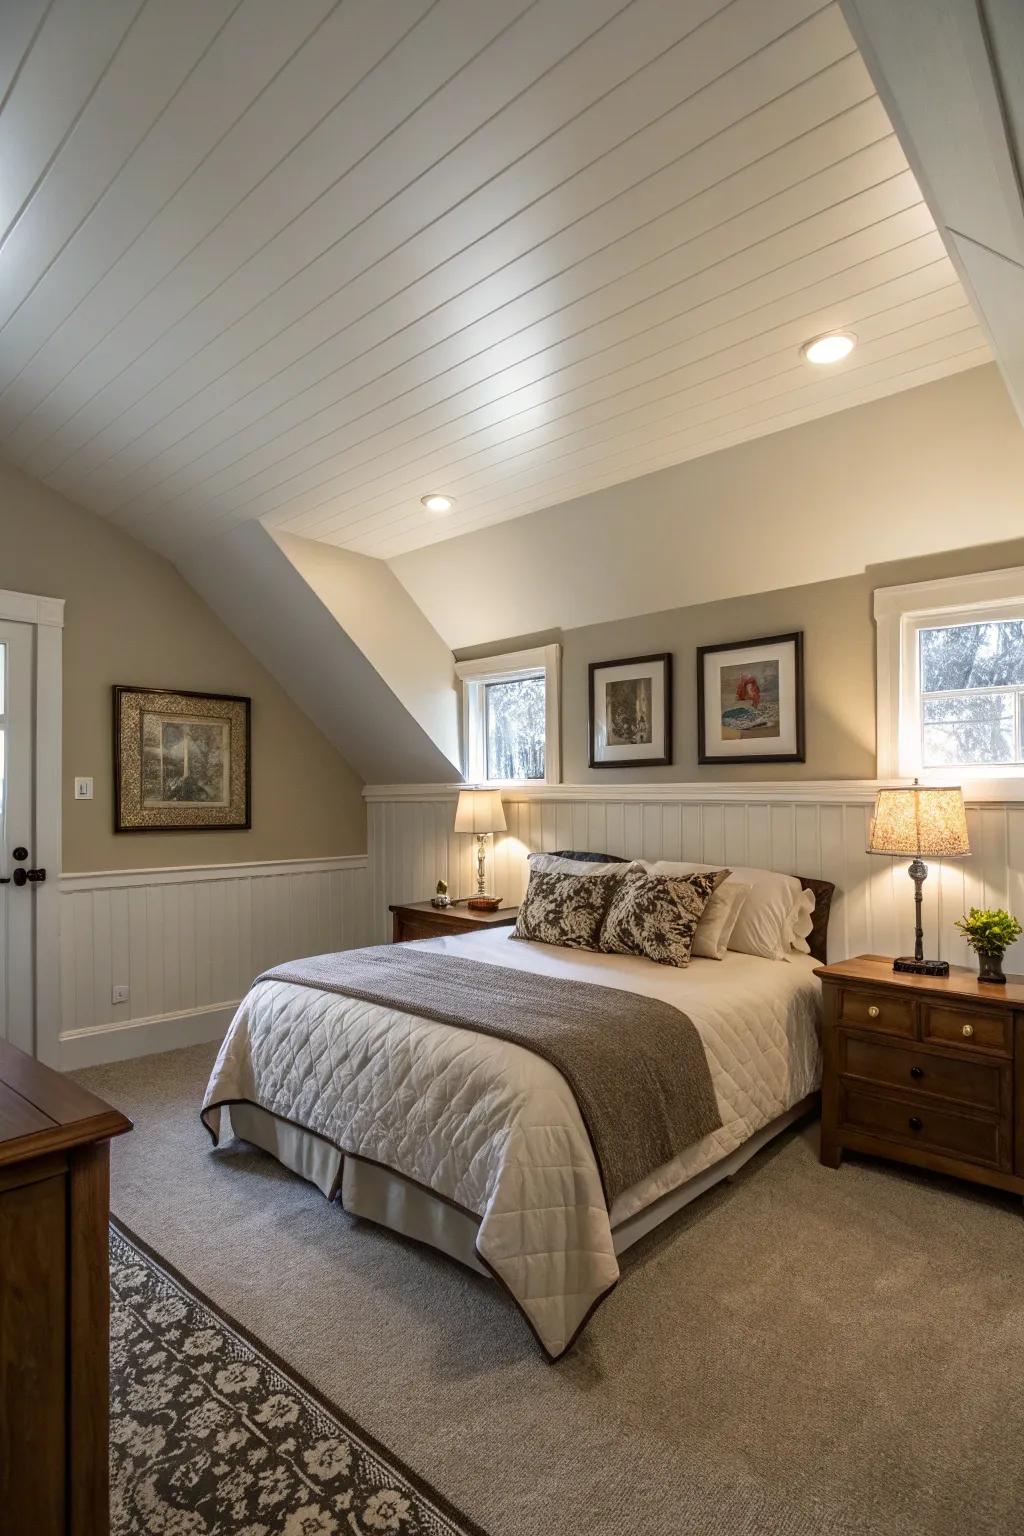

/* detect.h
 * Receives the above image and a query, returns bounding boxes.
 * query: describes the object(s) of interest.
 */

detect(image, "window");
[919,620,1024,768]
[455,645,560,784]
[875,568,1024,783]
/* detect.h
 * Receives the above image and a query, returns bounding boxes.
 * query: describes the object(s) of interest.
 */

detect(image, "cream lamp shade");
[453,788,507,835]
[867,783,969,978]
[867,785,970,858]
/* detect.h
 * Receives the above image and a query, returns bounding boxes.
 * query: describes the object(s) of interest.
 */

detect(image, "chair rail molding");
[58,854,369,1069]
[364,780,885,804]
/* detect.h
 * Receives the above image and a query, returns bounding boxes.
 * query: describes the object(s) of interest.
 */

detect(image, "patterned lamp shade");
[453,788,507,835]
[867,785,970,858]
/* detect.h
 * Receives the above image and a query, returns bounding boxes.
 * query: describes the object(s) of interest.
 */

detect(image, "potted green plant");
[954,907,1022,984]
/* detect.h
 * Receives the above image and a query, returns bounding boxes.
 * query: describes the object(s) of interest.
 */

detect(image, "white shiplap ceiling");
[0,0,990,562]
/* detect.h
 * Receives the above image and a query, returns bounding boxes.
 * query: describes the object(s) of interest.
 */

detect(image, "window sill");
[898,773,1024,801]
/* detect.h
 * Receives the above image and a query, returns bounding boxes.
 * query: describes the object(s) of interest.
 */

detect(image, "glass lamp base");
[892,956,949,978]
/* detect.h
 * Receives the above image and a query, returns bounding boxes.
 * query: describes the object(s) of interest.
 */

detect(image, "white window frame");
[875,566,1024,791]
[454,644,561,786]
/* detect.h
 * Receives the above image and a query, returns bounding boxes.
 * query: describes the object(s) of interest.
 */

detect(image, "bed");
[202,865,831,1360]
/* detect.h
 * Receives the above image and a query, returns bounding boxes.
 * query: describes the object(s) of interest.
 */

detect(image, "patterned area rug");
[109,1220,487,1536]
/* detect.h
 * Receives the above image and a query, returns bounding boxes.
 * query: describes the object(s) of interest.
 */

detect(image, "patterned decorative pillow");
[512,868,624,950]
[599,867,728,967]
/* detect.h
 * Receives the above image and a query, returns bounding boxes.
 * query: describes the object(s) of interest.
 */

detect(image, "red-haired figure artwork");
[719,661,780,738]
[735,673,761,709]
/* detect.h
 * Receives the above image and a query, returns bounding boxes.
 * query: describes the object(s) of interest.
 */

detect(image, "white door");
[0,619,35,1052]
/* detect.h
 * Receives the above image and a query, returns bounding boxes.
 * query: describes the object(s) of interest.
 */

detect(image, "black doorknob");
[11,867,45,887]
[908,1116,923,1131]
[910,1066,924,1079]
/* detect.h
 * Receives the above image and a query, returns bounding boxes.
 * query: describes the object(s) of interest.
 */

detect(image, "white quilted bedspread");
[203,930,821,1358]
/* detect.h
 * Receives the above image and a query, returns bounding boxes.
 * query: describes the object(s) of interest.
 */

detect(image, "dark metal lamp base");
[893,956,949,978]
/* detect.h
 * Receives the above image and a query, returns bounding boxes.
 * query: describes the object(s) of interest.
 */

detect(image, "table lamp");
[454,788,507,910]
[867,782,970,977]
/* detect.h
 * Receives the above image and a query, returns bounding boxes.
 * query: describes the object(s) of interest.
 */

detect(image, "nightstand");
[816,955,1024,1197]
[389,900,519,944]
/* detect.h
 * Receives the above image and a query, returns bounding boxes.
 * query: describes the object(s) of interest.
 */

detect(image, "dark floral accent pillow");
[512,869,624,950]
[599,868,728,967]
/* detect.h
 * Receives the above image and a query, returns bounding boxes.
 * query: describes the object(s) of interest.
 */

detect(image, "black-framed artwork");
[113,686,251,832]
[696,632,804,765]
[588,653,672,768]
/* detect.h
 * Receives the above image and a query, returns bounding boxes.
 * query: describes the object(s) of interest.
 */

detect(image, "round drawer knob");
[867,1005,880,1019]
[908,1116,923,1131]
[910,1065,924,1079]
[962,1023,975,1038]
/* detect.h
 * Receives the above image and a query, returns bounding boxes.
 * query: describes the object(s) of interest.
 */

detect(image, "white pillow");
[692,881,751,960]
[528,853,636,879]
[786,886,816,954]
[646,861,802,961]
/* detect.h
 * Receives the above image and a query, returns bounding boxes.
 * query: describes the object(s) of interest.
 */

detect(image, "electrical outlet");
[75,776,94,800]
[112,984,129,1005]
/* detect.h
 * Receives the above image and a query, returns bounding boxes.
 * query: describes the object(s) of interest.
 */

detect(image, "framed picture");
[113,686,251,832]
[588,653,672,768]
[697,632,804,765]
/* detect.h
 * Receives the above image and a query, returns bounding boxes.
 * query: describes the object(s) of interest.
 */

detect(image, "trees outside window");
[920,620,1024,766]
[485,677,545,780]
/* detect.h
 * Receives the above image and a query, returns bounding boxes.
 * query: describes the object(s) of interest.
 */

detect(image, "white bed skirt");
[225,1095,818,1272]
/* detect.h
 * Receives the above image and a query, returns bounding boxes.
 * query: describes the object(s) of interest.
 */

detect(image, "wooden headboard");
[797,877,835,965]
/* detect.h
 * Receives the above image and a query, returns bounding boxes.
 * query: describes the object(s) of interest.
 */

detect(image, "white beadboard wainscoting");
[58,855,370,1069]
[365,783,1024,973]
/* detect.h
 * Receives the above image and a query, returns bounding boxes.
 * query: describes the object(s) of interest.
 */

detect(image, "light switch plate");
[74,776,94,800]
[112,984,129,1005]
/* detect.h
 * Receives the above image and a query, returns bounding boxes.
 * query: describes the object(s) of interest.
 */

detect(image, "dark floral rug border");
[110,1219,489,1536]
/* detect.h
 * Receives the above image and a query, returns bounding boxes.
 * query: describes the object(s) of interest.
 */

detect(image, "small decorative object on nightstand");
[453,788,507,910]
[431,879,451,909]
[817,954,1024,1199]
[866,782,970,977]
[390,900,518,944]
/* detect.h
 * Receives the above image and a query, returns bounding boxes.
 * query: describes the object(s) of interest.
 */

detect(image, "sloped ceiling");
[179,522,462,783]
[841,0,1024,426]
[0,0,990,567]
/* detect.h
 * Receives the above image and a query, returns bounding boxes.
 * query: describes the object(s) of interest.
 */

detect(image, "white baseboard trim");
[59,1000,238,1071]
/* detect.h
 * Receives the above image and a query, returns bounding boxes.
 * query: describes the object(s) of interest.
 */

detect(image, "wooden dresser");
[390,899,519,943]
[0,1041,132,1536]
[817,954,1024,1195]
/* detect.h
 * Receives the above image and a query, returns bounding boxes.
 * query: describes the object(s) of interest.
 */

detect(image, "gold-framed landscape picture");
[697,632,804,765]
[113,686,251,832]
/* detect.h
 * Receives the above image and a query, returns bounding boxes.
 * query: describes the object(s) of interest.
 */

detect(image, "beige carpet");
[81,1043,1024,1536]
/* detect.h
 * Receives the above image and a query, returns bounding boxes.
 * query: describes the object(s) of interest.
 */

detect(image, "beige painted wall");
[457,535,1024,782]
[0,461,365,870]
[393,365,1024,650]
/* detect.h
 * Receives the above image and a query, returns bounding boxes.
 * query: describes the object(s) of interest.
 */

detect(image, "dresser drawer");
[840,1085,1003,1169]
[840,1033,1004,1112]
[838,987,917,1038]
[921,1004,1012,1057]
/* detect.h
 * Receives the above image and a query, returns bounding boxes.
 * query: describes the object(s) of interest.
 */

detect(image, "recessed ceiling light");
[800,331,856,365]
[421,493,455,514]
